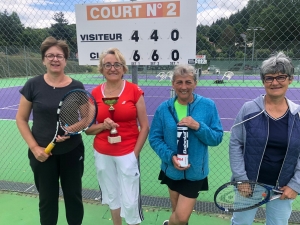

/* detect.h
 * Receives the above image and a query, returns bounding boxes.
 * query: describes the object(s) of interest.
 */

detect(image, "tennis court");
[1,73,300,224]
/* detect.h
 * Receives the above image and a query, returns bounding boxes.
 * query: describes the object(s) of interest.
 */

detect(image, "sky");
[0,0,248,28]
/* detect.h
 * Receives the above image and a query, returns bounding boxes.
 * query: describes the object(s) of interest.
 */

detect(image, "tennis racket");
[214,180,283,212]
[44,89,97,154]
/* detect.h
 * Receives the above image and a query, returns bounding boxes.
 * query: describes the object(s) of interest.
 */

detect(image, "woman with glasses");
[86,48,149,225]
[230,52,300,225]
[16,37,85,224]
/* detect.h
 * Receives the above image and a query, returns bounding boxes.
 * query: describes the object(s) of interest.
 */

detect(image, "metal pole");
[6,46,10,77]
[132,65,138,84]
[130,0,138,85]
[243,43,246,82]
[252,29,255,63]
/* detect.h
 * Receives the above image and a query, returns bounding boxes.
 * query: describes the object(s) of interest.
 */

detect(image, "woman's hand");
[31,145,51,162]
[103,117,119,130]
[55,134,70,142]
[178,116,200,130]
[172,155,190,170]
[280,186,298,200]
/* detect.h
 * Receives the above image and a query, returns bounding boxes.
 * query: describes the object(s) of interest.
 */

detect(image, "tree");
[0,10,24,46]
[196,33,213,55]
[48,12,77,54]
[22,28,49,48]
[208,25,222,43]
[49,12,71,41]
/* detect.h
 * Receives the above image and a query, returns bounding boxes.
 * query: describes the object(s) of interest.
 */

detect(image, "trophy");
[102,97,121,144]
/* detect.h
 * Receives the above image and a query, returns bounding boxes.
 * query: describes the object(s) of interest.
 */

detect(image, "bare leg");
[111,208,122,225]
[168,188,195,225]
[169,188,179,212]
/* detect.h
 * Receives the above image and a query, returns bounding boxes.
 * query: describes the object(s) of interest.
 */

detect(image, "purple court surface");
[1,85,300,131]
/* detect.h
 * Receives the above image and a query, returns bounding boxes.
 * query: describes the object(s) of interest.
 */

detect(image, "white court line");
[24,184,35,192]
[0,104,19,110]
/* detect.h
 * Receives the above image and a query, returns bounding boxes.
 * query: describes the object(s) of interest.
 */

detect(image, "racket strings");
[215,183,268,211]
[59,92,96,133]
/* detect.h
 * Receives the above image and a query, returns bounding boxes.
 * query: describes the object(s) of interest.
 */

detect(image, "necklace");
[105,81,123,95]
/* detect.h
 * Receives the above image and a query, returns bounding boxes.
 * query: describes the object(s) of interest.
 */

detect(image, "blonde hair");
[98,48,128,74]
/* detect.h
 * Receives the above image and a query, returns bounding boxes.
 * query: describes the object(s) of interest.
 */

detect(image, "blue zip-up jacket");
[230,95,300,193]
[149,93,223,181]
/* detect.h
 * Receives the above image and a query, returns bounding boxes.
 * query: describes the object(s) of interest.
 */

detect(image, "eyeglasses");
[264,75,288,83]
[45,54,65,61]
[103,63,123,70]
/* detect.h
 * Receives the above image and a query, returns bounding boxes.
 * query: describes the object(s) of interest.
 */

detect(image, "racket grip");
[45,143,55,154]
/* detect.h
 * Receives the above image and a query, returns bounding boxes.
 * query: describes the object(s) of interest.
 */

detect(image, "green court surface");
[0,191,267,225]
[0,120,231,200]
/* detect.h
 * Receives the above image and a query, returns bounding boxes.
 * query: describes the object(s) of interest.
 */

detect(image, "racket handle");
[45,143,55,154]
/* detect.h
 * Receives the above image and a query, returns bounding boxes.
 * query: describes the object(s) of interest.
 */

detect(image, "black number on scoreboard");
[133,50,140,61]
[131,30,139,42]
[171,29,179,41]
[150,30,159,41]
[151,50,159,61]
[171,50,179,61]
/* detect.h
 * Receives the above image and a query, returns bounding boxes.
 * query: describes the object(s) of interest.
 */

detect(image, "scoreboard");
[75,0,197,66]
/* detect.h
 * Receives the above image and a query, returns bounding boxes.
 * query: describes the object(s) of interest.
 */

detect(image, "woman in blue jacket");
[149,64,223,225]
[230,52,300,225]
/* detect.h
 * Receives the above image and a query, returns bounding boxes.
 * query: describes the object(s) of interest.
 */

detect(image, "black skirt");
[158,170,208,198]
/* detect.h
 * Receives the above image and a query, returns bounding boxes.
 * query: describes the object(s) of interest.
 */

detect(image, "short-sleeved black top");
[20,74,85,155]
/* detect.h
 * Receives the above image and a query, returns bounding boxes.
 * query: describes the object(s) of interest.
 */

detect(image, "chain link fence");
[1,0,300,223]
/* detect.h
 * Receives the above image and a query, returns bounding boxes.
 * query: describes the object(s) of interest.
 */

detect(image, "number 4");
[131,30,139,42]
[150,30,159,41]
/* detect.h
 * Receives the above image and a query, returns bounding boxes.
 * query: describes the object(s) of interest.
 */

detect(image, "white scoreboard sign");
[75,0,197,66]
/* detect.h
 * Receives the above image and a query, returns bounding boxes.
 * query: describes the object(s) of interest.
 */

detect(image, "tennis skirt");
[158,170,208,198]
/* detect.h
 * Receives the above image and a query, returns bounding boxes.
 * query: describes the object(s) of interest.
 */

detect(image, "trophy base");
[108,135,121,144]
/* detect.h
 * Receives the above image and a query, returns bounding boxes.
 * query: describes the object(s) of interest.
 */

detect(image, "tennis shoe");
[162,219,188,225]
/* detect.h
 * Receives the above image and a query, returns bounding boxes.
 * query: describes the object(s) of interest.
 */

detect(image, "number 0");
[171,29,179,41]
[171,50,179,61]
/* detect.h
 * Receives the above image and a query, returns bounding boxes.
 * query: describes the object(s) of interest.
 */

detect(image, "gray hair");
[171,64,197,82]
[260,51,294,82]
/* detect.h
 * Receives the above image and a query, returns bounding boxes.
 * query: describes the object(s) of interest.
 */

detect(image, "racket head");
[214,180,271,212]
[58,89,97,134]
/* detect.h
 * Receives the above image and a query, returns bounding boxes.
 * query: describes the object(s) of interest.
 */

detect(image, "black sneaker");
[162,220,187,225]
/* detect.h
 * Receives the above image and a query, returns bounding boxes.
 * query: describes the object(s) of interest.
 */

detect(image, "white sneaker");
[162,220,169,225]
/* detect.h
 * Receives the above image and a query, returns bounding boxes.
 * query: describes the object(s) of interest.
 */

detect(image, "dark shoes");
[162,220,188,225]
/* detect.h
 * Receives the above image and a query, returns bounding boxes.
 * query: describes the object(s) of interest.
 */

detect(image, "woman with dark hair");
[230,52,300,225]
[16,36,85,225]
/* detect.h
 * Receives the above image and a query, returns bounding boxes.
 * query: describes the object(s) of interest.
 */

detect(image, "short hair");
[260,51,294,82]
[172,64,197,82]
[40,36,70,60]
[98,48,128,74]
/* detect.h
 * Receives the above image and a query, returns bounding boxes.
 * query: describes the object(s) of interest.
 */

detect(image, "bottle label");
[177,125,188,167]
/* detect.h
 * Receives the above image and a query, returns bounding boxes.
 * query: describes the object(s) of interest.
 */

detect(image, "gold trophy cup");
[102,97,121,144]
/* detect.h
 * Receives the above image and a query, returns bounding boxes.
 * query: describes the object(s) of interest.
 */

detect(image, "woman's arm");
[133,95,149,157]
[85,122,106,135]
[15,96,49,159]
[229,106,248,181]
